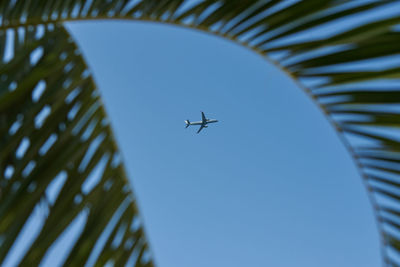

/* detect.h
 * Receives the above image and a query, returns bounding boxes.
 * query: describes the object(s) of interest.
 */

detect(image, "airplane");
[185,112,218,134]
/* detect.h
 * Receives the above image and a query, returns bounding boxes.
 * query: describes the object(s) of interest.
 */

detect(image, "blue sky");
[65,21,380,267]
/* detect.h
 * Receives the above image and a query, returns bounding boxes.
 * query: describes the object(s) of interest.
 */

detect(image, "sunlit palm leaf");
[0,24,151,266]
[1,0,400,266]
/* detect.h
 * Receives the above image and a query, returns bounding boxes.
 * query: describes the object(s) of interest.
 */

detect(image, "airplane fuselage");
[188,119,218,126]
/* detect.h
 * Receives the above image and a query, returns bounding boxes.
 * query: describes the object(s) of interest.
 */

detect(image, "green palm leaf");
[1,0,400,266]
[0,24,151,266]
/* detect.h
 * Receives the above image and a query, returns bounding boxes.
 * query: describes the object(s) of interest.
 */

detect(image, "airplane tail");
[185,120,190,128]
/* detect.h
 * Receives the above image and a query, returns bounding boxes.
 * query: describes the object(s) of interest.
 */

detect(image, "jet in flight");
[185,112,218,134]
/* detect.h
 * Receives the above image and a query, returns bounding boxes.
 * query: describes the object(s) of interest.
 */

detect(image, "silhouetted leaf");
[1,0,400,266]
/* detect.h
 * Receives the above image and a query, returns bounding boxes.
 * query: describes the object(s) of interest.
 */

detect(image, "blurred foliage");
[1,1,400,266]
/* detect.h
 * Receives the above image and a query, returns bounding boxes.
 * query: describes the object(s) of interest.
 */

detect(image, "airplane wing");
[201,112,206,124]
[197,125,205,134]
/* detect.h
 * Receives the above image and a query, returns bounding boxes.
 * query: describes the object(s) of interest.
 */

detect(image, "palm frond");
[1,0,400,266]
[0,24,152,266]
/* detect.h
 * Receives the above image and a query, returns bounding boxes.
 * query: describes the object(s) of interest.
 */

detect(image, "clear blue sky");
[65,21,380,267]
